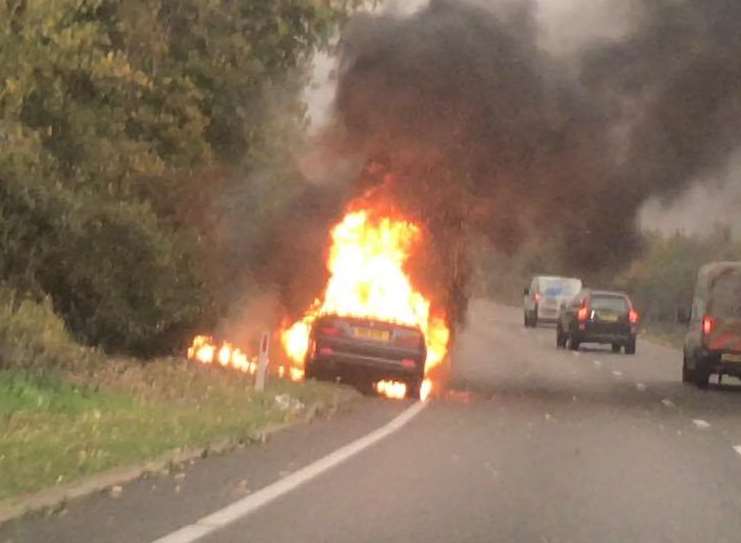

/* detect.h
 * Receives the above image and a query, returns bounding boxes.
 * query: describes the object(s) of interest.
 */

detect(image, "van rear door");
[707,270,741,354]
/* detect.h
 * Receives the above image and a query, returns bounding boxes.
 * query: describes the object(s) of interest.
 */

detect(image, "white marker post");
[255,332,270,392]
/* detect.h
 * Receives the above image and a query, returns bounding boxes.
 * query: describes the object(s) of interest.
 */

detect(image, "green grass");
[0,361,349,503]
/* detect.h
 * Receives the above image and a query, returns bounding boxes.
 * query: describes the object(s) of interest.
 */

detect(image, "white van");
[524,276,583,327]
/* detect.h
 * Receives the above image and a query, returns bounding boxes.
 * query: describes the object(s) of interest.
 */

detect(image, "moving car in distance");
[557,289,639,354]
[304,314,427,399]
[682,262,741,388]
[524,275,583,327]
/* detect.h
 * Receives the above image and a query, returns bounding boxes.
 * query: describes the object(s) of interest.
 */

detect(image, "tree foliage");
[1,0,352,354]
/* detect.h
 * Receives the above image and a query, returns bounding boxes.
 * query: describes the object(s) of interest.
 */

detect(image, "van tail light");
[319,346,334,356]
[629,309,640,325]
[702,315,715,336]
[577,304,589,322]
[319,326,340,336]
[400,358,417,369]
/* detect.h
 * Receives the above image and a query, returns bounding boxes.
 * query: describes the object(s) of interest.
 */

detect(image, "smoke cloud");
[265,0,741,327]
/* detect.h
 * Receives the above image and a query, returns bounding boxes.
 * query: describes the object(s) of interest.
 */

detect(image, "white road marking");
[152,401,428,543]
[611,370,623,378]
[636,383,647,391]
[593,360,602,367]
[661,398,675,408]
[692,419,711,429]
[733,446,741,457]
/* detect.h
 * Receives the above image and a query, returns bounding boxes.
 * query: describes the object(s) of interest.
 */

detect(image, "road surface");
[4,300,741,543]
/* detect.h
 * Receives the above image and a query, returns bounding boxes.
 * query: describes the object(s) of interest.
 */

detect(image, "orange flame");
[376,380,408,400]
[281,210,450,377]
[187,336,255,374]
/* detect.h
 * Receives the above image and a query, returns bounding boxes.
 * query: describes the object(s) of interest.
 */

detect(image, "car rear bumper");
[700,350,741,376]
[310,351,423,381]
[574,332,635,345]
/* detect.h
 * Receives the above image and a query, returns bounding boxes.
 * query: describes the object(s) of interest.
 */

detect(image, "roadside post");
[255,331,270,392]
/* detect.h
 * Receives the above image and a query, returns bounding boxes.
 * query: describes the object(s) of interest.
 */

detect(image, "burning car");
[281,209,450,400]
[304,314,427,398]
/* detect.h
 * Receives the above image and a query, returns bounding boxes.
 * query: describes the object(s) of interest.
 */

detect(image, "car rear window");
[591,296,628,313]
[711,271,741,319]
[541,278,582,297]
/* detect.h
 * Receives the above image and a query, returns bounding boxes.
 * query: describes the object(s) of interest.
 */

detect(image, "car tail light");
[629,309,640,324]
[401,358,416,369]
[534,293,542,303]
[702,315,715,336]
[319,346,334,356]
[577,304,589,322]
[319,326,340,336]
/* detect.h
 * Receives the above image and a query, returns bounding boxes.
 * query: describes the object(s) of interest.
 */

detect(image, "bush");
[0,288,102,373]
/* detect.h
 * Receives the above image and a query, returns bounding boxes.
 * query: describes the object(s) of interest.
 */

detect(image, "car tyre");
[682,354,695,384]
[611,344,621,354]
[625,339,636,355]
[693,355,711,388]
[569,336,580,351]
[556,326,566,348]
[406,378,422,400]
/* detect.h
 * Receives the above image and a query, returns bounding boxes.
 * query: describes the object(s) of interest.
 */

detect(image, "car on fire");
[524,275,583,327]
[303,314,427,399]
[556,289,639,354]
[682,262,741,388]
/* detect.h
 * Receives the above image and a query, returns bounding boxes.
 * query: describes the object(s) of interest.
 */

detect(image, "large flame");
[281,210,450,383]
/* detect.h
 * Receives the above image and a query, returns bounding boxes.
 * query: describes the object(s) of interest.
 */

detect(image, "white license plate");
[722,353,741,363]
[353,327,390,342]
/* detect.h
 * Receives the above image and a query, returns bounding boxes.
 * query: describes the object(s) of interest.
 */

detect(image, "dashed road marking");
[152,401,428,543]
[593,360,602,367]
[636,383,647,391]
[661,398,676,408]
[692,419,711,429]
[611,370,623,378]
[733,446,741,457]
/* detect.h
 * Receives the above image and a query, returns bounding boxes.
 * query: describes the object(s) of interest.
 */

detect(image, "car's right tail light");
[577,303,589,322]
[629,309,640,325]
[702,315,715,336]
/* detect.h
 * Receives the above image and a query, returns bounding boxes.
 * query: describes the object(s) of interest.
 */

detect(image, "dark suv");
[683,262,741,388]
[304,314,427,398]
[557,289,639,354]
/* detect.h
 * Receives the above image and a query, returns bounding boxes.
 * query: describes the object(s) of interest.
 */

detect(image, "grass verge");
[0,360,351,503]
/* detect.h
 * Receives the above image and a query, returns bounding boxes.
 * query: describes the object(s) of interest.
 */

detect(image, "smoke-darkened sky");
[278,0,741,324]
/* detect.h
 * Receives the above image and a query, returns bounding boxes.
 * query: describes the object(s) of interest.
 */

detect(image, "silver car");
[524,275,583,327]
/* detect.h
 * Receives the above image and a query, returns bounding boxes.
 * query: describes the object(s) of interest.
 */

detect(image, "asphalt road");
[5,300,741,543]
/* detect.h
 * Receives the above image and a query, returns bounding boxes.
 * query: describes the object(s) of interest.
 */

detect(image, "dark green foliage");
[0,0,355,356]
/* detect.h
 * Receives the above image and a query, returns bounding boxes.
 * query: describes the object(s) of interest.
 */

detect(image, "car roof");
[698,261,741,283]
[584,289,630,299]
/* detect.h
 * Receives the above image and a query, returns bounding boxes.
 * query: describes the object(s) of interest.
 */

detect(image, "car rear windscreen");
[711,271,741,319]
[591,296,628,313]
[541,278,582,298]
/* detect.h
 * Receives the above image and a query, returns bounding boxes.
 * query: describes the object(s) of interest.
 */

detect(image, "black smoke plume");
[264,0,741,327]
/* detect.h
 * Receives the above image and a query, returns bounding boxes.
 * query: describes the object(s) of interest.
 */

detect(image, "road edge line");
[152,400,429,543]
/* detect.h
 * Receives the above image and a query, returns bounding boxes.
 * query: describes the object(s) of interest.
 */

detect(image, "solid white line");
[733,445,741,457]
[152,401,428,543]
[692,419,711,429]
